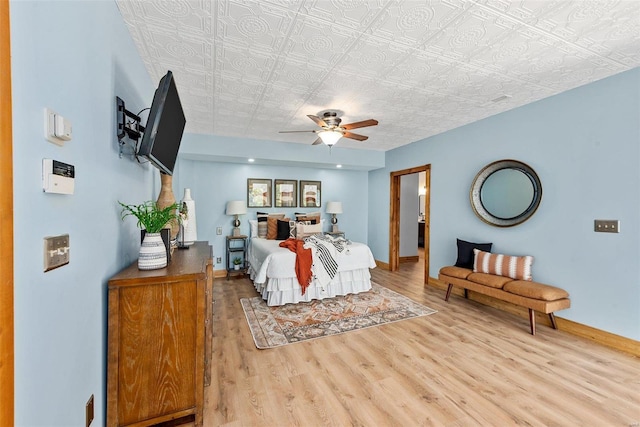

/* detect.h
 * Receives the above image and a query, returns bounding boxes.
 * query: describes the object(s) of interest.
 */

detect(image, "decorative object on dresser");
[178,202,189,249]
[107,241,213,427]
[156,172,180,240]
[142,228,172,262]
[138,232,168,270]
[179,188,197,246]
[325,201,343,232]
[118,200,180,270]
[225,200,247,237]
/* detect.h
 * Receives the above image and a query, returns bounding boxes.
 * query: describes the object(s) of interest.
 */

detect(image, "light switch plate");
[44,234,70,271]
[594,219,620,233]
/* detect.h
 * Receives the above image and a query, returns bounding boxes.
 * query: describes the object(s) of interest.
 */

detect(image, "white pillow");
[249,219,258,238]
[289,220,297,239]
[296,222,322,238]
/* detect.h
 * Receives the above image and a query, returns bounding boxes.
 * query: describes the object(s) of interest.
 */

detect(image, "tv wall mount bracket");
[116,96,146,159]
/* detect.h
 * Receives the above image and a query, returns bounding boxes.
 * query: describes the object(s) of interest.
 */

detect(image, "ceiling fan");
[279,111,378,146]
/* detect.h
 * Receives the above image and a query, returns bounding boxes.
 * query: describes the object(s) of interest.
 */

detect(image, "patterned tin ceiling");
[117,0,640,151]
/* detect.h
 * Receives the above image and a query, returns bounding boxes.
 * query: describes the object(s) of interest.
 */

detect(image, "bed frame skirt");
[248,267,372,306]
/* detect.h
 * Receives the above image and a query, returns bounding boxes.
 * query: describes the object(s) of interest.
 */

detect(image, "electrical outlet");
[44,234,70,272]
[86,394,94,427]
[216,227,222,235]
[216,257,222,264]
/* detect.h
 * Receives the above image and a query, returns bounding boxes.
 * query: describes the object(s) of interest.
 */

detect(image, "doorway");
[389,165,430,284]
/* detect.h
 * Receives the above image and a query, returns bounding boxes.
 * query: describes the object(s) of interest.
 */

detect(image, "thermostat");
[43,159,75,194]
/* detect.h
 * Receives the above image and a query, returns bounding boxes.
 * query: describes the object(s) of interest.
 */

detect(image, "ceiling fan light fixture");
[318,130,343,146]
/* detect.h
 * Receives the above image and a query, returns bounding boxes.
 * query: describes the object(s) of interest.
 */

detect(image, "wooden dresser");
[107,242,213,427]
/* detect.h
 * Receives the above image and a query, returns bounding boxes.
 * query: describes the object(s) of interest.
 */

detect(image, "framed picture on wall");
[247,178,272,208]
[274,179,297,208]
[299,180,321,208]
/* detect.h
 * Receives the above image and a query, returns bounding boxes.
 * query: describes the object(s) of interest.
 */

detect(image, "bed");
[248,235,377,306]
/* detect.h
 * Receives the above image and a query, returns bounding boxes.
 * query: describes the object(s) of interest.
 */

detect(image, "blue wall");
[11,1,157,425]
[369,68,640,340]
[174,157,369,269]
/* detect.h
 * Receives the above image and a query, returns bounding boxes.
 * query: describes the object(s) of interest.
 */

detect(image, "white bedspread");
[248,237,376,306]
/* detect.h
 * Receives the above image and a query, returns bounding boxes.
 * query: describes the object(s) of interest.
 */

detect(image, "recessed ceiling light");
[336,164,342,168]
[248,158,255,162]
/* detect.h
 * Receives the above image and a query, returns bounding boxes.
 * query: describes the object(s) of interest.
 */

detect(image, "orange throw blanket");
[279,238,312,295]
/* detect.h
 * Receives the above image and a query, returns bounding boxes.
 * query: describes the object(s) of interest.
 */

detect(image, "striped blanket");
[303,234,349,286]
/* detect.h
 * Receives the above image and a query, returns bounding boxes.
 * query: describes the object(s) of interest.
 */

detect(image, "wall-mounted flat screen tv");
[137,70,186,175]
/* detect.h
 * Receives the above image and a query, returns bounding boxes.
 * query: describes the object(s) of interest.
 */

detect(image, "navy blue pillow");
[454,239,492,269]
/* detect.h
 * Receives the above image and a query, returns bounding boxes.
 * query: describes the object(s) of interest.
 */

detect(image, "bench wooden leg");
[529,309,536,335]
[445,284,453,301]
[549,313,558,329]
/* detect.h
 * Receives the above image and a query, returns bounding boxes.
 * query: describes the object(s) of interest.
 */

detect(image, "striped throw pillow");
[473,249,534,281]
[257,213,268,238]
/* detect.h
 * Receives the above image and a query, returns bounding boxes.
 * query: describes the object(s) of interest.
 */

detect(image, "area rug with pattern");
[241,282,437,349]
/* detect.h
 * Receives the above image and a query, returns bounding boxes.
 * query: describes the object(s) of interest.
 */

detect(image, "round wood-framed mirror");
[470,159,542,227]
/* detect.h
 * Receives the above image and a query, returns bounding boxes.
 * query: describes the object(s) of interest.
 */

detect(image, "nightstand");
[226,235,248,279]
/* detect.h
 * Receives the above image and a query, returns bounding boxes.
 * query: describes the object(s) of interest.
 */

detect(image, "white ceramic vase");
[138,232,168,270]
[181,188,197,245]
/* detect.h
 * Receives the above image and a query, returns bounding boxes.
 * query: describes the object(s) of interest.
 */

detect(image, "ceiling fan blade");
[307,114,328,127]
[342,119,378,130]
[311,137,323,145]
[279,130,315,133]
[343,131,368,141]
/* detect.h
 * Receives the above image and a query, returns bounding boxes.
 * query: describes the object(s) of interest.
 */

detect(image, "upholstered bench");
[438,265,571,335]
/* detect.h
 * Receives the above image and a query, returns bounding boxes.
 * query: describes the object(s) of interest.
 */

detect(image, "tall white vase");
[181,188,197,246]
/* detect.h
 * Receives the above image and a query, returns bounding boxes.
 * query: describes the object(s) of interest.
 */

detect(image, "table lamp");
[226,201,247,236]
[325,201,343,232]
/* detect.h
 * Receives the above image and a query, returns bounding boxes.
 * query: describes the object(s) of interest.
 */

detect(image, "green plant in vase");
[119,200,180,233]
[119,200,180,270]
[233,257,242,270]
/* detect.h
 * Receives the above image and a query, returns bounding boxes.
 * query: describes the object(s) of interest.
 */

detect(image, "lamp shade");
[318,130,343,146]
[226,200,247,216]
[325,201,343,214]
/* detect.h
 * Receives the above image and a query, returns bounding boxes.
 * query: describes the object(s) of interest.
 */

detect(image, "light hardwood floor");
[205,258,640,426]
